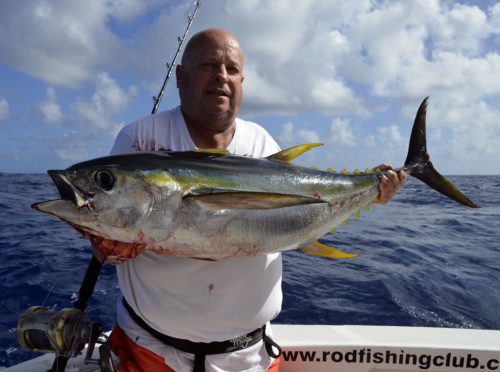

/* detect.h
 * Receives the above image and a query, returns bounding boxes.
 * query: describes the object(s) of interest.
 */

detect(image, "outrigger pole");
[151,0,202,114]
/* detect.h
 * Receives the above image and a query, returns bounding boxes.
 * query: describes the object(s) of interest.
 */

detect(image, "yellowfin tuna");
[33,98,478,263]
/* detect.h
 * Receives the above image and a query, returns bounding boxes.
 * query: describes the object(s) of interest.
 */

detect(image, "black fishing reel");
[16,306,113,371]
[17,306,92,356]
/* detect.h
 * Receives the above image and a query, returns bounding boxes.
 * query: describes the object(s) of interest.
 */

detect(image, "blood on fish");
[89,234,146,264]
[74,225,146,264]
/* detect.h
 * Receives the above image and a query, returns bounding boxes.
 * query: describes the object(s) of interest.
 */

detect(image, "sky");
[1,0,499,175]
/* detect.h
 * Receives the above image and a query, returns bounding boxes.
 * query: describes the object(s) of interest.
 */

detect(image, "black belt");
[122,297,281,372]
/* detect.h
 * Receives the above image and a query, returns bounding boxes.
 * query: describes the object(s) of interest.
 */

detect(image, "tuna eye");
[94,169,115,191]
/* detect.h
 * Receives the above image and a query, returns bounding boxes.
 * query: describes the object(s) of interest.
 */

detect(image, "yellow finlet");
[375,167,382,172]
[341,219,349,225]
[353,211,361,218]
[329,227,336,233]
[353,169,361,174]
[311,165,318,170]
[300,241,358,259]
[326,167,334,172]
[363,203,370,211]
[364,168,372,174]
[268,143,322,163]
[341,169,349,174]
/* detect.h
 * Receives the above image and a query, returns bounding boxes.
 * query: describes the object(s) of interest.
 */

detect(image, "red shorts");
[108,325,281,371]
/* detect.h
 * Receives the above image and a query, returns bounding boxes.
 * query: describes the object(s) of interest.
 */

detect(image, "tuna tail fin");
[404,97,479,208]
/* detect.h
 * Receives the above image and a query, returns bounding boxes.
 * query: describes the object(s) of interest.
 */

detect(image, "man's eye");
[199,63,214,71]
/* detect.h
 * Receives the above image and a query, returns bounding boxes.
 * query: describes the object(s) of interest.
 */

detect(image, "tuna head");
[32,166,182,244]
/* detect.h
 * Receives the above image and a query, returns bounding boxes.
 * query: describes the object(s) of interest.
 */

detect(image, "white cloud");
[39,87,64,125]
[105,0,148,21]
[224,1,314,64]
[0,0,154,87]
[0,98,10,121]
[72,72,137,134]
[242,63,295,114]
[309,79,362,115]
[277,122,321,148]
[491,3,500,28]
[442,100,500,153]
[378,125,403,144]
[327,118,356,148]
[431,3,491,56]
[276,121,324,166]
[277,122,295,148]
[297,128,321,144]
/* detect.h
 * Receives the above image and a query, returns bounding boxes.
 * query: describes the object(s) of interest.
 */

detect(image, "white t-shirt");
[110,106,283,371]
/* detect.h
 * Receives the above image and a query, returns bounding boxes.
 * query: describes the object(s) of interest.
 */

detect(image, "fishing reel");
[16,306,113,370]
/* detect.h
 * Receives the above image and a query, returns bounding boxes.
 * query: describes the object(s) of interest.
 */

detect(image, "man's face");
[177,32,244,128]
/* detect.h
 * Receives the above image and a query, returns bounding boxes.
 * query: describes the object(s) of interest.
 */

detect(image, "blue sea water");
[0,173,499,367]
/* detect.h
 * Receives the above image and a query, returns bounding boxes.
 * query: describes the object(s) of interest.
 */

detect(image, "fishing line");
[41,281,56,307]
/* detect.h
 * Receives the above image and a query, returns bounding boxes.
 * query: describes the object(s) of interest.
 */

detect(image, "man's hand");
[374,163,407,204]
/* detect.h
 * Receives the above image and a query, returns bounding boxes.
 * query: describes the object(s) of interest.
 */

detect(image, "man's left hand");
[374,163,407,204]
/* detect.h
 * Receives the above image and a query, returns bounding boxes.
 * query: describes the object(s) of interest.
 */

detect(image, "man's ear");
[176,65,183,88]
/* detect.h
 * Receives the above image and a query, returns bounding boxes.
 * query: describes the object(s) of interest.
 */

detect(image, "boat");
[6,324,500,371]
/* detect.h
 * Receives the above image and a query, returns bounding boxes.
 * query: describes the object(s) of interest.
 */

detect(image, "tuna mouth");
[47,170,92,208]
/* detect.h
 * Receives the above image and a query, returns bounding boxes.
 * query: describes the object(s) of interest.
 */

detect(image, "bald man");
[108,28,405,372]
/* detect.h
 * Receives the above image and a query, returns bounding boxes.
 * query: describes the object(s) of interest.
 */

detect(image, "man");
[108,28,406,372]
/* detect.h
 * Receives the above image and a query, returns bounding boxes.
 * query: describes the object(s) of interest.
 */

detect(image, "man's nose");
[214,65,228,83]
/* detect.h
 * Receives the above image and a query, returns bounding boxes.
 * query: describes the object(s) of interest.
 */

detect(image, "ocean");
[0,173,499,368]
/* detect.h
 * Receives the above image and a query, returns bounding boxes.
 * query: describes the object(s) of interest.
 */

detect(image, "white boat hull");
[276,325,500,371]
[5,325,500,371]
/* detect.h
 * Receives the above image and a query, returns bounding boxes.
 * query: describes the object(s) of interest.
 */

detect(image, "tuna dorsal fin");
[268,143,322,163]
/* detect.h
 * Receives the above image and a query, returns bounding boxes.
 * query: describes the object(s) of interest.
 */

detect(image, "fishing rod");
[151,0,202,114]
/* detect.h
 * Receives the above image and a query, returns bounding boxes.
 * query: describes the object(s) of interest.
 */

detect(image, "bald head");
[181,28,244,67]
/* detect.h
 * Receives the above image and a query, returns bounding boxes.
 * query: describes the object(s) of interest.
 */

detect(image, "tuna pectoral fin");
[188,192,326,210]
[300,241,358,259]
[404,98,479,208]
